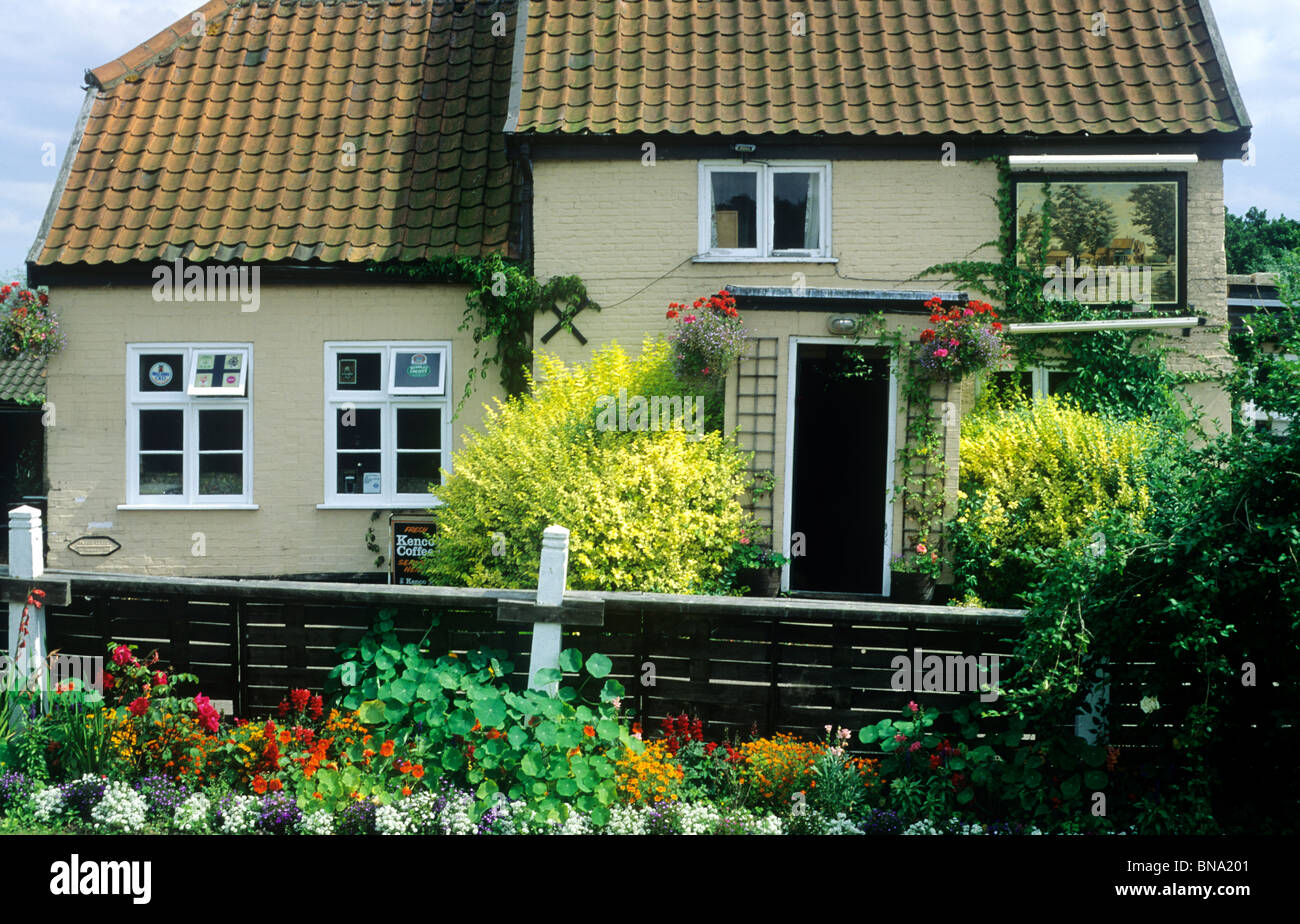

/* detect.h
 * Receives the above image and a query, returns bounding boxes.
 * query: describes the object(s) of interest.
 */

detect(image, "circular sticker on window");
[149,362,173,387]
[225,374,238,385]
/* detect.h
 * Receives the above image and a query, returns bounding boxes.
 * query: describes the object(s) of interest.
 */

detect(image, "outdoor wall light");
[828,316,857,335]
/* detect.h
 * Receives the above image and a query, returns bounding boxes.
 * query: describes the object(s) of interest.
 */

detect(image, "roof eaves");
[502,0,530,134]
[26,85,97,269]
[1192,0,1252,131]
[86,0,237,89]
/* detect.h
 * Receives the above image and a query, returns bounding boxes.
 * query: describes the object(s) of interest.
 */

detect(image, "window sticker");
[148,362,174,388]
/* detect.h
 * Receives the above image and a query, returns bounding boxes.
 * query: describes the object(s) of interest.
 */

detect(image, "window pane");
[139,455,183,496]
[139,354,184,392]
[397,453,441,494]
[711,172,757,249]
[337,353,381,390]
[397,408,441,449]
[392,351,442,391]
[337,453,382,495]
[140,410,183,451]
[199,410,243,451]
[1047,372,1073,395]
[337,408,381,449]
[773,172,819,250]
[199,454,242,495]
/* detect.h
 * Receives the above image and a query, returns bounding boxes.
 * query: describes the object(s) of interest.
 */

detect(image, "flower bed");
[0,632,1157,835]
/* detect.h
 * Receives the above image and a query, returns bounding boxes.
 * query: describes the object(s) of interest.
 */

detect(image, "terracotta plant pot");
[737,567,782,597]
[890,571,935,604]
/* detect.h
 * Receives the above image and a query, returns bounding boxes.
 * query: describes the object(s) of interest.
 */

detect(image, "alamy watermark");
[595,388,704,435]
[890,647,1001,702]
[151,258,260,312]
[1042,259,1152,309]
[0,653,104,694]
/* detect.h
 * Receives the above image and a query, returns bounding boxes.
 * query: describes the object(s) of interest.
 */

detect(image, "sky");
[0,0,1296,281]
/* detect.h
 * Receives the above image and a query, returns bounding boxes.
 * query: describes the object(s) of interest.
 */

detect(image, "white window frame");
[1242,352,1297,435]
[697,161,833,260]
[122,343,256,510]
[321,341,453,509]
[983,362,1070,400]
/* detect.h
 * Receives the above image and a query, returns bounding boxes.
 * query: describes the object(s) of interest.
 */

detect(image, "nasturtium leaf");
[559,649,583,672]
[600,679,626,702]
[1083,770,1109,791]
[441,748,465,772]
[585,653,612,678]
[473,698,508,728]
[536,721,558,746]
[508,726,530,748]
[533,668,563,686]
[1060,775,1082,799]
[556,778,578,797]
[521,752,544,777]
[357,699,386,724]
[596,719,619,741]
[590,805,610,827]
[447,708,476,736]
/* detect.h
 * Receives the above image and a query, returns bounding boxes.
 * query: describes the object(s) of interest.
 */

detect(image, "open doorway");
[785,341,894,595]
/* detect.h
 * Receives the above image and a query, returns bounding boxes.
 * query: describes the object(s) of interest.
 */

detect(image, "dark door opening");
[788,344,890,595]
[0,404,45,566]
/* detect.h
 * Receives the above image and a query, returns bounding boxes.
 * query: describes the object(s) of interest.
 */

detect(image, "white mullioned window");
[698,161,831,259]
[322,342,451,507]
[125,344,254,507]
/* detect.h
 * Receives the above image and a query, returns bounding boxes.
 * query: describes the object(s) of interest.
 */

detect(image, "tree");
[1128,184,1177,260]
[1052,184,1116,260]
[1225,207,1300,274]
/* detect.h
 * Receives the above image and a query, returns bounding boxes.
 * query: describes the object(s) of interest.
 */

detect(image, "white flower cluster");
[375,803,412,835]
[400,791,444,834]
[218,795,261,834]
[902,818,946,835]
[32,786,64,824]
[676,802,723,835]
[437,789,478,835]
[90,781,148,833]
[173,793,212,833]
[298,809,335,835]
[821,812,862,836]
[743,812,785,836]
[605,804,649,835]
[550,809,593,836]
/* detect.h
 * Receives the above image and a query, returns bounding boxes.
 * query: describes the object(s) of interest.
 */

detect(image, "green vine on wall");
[366,254,601,407]
[839,314,950,563]
[918,156,1200,428]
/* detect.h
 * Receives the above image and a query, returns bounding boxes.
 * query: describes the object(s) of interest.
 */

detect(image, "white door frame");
[781,337,898,595]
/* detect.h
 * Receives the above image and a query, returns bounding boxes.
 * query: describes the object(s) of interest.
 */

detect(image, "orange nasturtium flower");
[380,740,395,757]
[252,775,268,795]
[412,765,425,779]
[583,725,596,738]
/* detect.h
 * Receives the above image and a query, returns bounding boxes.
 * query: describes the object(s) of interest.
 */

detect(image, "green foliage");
[325,610,639,825]
[420,340,751,593]
[953,395,1161,605]
[366,255,599,402]
[1225,207,1300,274]
[860,702,1117,832]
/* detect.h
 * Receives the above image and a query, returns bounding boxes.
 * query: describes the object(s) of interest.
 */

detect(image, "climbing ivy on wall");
[919,156,1200,427]
[366,255,600,406]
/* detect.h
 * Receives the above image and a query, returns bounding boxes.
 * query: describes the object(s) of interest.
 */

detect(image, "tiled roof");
[0,355,46,403]
[510,0,1249,138]
[33,0,520,268]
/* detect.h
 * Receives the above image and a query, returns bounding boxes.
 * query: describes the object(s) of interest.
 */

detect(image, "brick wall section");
[532,155,1231,562]
[43,283,503,575]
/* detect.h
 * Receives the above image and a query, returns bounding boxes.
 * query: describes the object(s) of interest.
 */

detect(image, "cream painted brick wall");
[43,283,503,576]
[532,156,1232,559]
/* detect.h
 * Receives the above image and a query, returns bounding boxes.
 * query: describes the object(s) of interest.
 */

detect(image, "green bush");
[421,340,750,593]
[952,395,1162,605]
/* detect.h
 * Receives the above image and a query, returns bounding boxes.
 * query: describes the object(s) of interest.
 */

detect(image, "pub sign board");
[390,515,436,585]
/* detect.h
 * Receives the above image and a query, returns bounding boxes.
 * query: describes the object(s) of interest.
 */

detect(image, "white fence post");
[527,525,569,694]
[7,505,49,720]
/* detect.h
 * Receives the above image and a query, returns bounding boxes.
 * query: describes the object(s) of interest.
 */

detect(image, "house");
[508,0,1248,594]
[26,0,1250,593]
[26,0,519,578]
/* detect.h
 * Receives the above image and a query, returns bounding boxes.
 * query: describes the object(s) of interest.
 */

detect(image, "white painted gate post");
[7,505,49,721]
[527,525,569,694]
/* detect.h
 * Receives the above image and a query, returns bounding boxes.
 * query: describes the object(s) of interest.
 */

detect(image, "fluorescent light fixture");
[1006,317,1205,334]
[1008,154,1199,165]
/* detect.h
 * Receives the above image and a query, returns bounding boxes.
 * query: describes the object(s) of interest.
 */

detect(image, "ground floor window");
[126,344,252,505]
[323,342,451,507]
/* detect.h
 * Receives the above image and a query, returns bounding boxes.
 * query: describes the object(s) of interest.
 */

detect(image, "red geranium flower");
[128,697,149,717]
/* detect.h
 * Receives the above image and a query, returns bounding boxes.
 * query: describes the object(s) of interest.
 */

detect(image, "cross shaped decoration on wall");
[539,293,590,346]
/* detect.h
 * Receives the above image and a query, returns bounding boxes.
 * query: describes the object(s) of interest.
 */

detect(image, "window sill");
[692,255,838,264]
[317,500,444,510]
[117,503,260,511]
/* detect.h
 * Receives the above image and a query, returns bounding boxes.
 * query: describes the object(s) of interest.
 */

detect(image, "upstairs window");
[699,162,830,259]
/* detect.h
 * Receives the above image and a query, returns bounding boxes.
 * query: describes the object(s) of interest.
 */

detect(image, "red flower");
[152,672,167,687]
[111,645,133,666]
[666,309,679,319]
[920,328,936,343]
[380,740,395,757]
[290,688,311,712]
[308,695,323,721]
[583,725,596,738]
[252,775,268,795]
[128,697,149,717]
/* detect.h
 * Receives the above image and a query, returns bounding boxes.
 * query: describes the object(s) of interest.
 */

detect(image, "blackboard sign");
[390,516,436,585]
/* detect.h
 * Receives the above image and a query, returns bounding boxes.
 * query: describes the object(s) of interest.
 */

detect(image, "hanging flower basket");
[914,297,1005,382]
[665,289,748,383]
[2,283,64,360]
